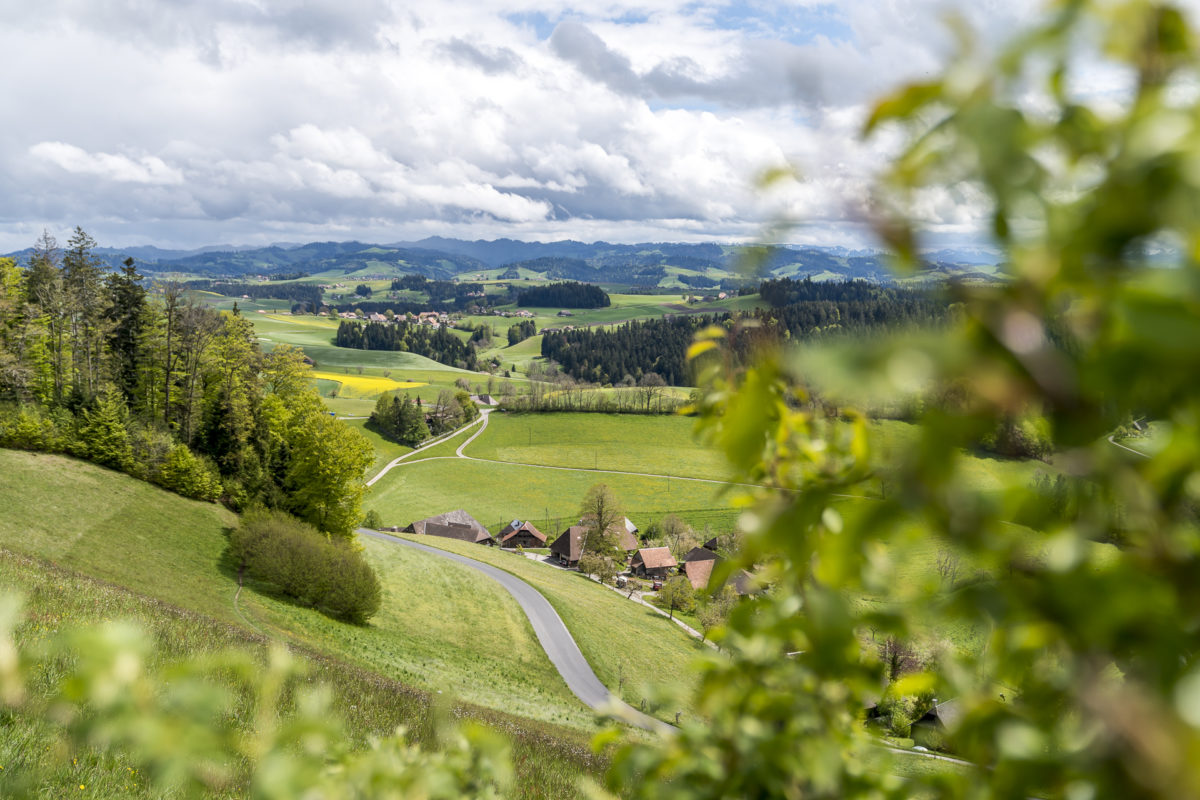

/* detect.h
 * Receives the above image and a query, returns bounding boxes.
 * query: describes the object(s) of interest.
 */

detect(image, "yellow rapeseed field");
[309,370,426,398]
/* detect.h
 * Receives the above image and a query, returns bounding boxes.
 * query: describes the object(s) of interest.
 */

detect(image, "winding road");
[357,526,676,735]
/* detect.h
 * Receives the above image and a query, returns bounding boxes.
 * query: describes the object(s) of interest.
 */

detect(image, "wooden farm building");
[630,547,678,579]
[549,525,588,567]
[403,509,496,546]
[614,525,639,555]
[498,520,547,549]
[682,546,721,590]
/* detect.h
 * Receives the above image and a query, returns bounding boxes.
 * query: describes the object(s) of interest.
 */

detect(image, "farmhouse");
[403,509,495,546]
[549,525,588,567]
[912,699,962,750]
[630,547,678,579]
[498,520,546,549]
[682,546,721,590]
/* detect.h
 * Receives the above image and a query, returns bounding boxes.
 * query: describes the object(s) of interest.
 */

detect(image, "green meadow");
[0,449,696,734]
[365,455,732,535]
[466,412,730,481]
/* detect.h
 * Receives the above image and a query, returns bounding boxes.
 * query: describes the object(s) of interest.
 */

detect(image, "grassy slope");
[391,534,707,723]
[0,550,599,800]
[0,450,628,732]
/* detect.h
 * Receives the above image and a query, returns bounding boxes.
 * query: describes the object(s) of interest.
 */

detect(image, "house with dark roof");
[403,509,495,546]
[549,525,587,567]
[630,547,678,579]
[498,520,546,549]
[912,699,962,750]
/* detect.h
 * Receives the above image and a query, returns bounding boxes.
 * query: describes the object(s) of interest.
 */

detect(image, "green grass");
[465,412,729,481]
[0,549,602,800]
[0,450,663,733]
[390,534,708,723]
[342,418,413,474]
[366,456,731,535]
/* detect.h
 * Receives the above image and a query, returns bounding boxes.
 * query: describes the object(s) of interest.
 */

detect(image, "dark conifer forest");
[541,279,946,385]
[334,319,478,370]
[516,281,610,308]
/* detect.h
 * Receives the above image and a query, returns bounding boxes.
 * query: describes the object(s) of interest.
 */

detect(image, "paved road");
[357,527,676,735]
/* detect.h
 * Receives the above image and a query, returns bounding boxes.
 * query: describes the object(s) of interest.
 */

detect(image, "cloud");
[29,143,185,185]
[439,38,524,75]
[0,1,1064,252]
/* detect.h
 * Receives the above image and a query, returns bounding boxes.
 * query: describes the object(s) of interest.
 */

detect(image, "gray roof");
[404,509,493,544]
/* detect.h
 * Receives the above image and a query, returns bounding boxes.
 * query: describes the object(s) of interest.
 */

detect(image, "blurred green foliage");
[602,1,1200,798]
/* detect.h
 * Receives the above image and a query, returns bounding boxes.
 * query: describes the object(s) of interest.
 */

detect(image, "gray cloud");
[439,38,524,75]
[549,22,642,96]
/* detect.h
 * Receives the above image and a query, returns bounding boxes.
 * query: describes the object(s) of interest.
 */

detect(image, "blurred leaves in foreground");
[605,0,1200,798]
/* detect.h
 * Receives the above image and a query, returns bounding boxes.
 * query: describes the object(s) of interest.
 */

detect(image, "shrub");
[362,509,383,529]
[158,444,223,502]
[230,509,382,624]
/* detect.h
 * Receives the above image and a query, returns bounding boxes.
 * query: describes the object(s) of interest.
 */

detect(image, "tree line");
[369,388,478,447]
[541,280,947,385]
[182,279,323,309]
[0,228,373,538]
[516,281,610,308]
[333,319,478,370]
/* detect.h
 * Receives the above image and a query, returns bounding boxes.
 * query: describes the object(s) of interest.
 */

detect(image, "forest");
[0,229,372,537]
[334,319,479,370]
[182,279,323,309]
[540,280,947,385]
[516,281,611,308]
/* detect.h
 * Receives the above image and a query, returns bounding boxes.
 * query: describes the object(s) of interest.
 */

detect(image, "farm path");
[357,527,676,735]
[364,410,491,487]
[370,405,752,488]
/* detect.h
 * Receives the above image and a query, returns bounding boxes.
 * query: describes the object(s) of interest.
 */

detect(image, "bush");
[230,509,382,624]
[158,444,223,502]
[362,509,383,529]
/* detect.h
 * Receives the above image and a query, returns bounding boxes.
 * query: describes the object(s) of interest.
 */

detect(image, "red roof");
[632,547,677,570]
[684,559,715,590]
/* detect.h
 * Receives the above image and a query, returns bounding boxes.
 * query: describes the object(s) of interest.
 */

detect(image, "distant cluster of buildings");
[333,310,454,328]
[386,509,750,593]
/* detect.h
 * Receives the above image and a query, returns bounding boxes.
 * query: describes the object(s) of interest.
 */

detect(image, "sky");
[0,0,1055,252]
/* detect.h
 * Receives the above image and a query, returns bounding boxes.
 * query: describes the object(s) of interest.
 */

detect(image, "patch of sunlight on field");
[310,370,427,398]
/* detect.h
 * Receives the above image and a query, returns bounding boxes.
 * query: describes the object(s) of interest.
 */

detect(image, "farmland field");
[365,455,734,536]
[465,412,729,481]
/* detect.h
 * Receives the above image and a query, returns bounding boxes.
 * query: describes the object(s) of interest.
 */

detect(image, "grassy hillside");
[0,449,680,732]
[0,548,599,800]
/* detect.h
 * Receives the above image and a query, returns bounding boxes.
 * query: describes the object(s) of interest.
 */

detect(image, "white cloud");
[0,0,1073,252]
[30,142,184,185]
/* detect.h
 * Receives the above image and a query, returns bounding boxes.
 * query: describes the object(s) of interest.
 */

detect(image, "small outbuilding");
[498,520,547,549]
[630,547,678,579]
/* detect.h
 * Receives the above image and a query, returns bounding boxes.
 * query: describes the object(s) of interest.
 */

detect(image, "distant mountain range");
[1,237,1005,285]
